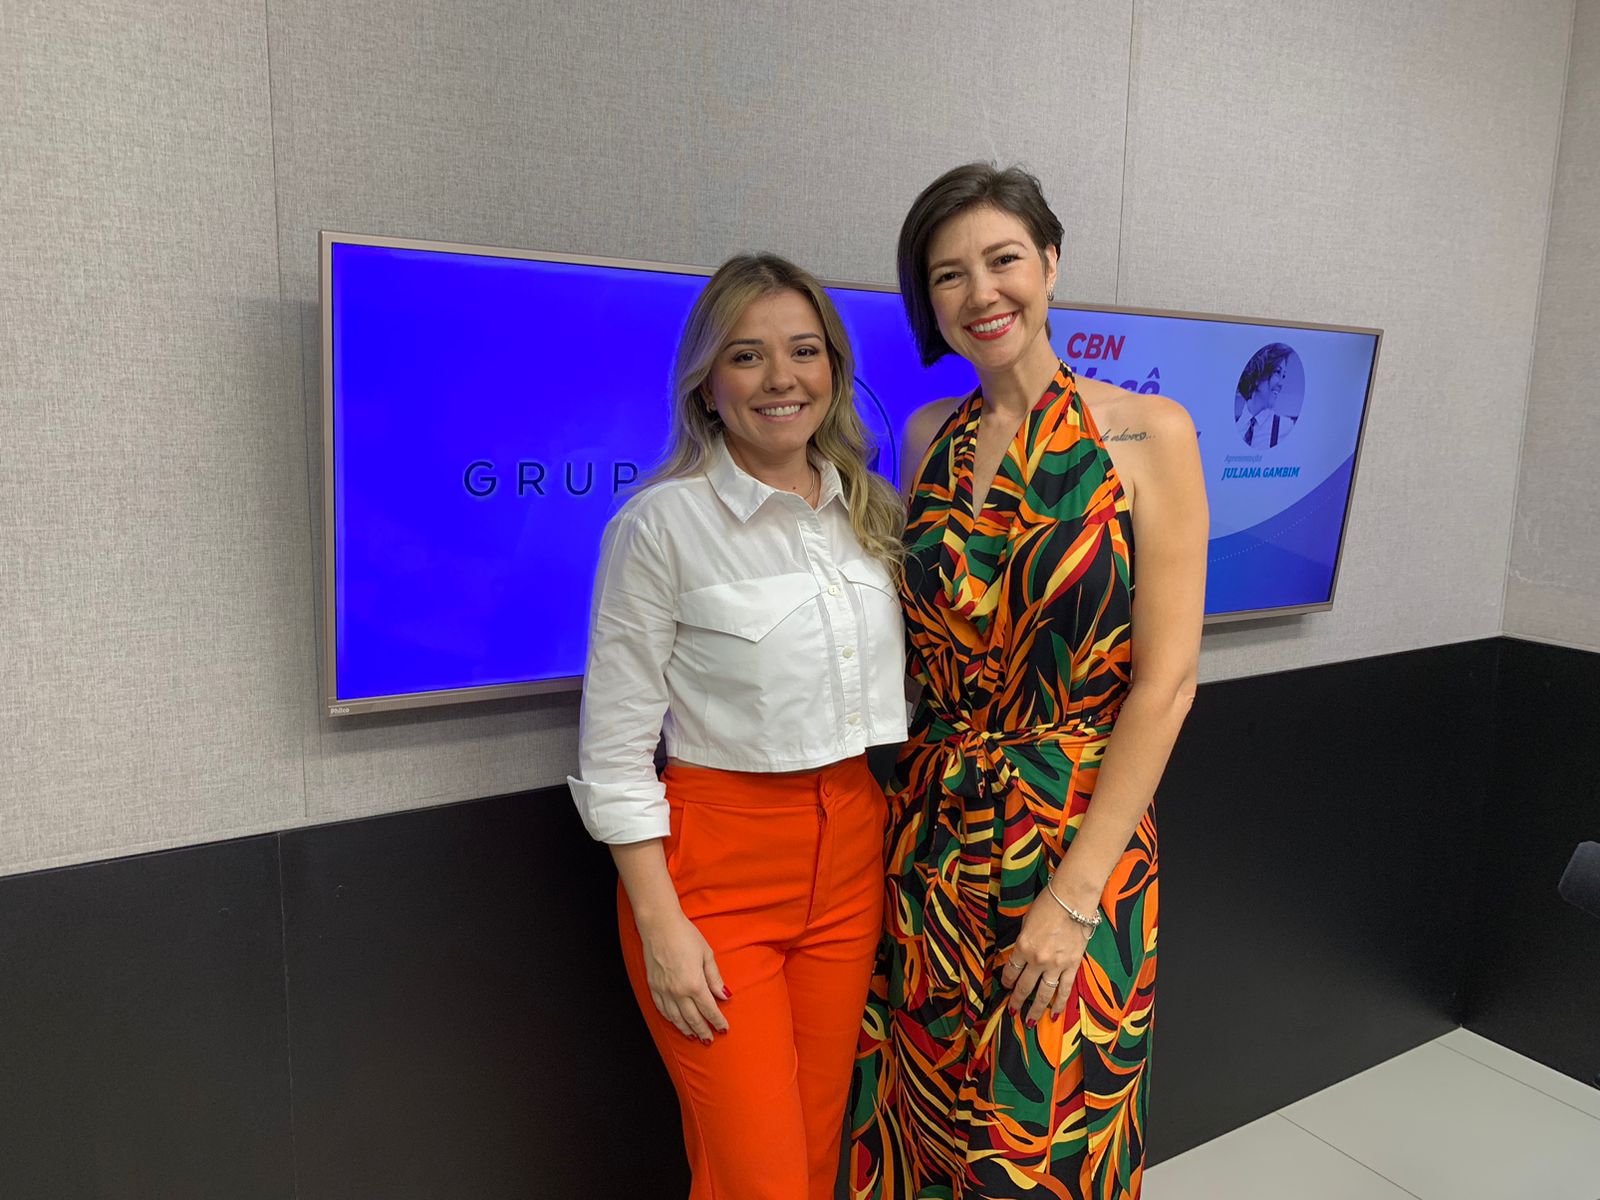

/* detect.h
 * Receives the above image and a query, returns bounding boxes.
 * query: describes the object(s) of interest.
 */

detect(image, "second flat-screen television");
[322,232,1381,715]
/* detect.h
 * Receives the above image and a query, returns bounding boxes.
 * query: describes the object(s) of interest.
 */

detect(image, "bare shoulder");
[899,395,965,493]
[904,395,963,444]
[1077,377,1195,446]
[1077,378,1200,508]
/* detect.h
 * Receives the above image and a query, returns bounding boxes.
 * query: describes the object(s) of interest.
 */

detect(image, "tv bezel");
[319,230,1383,717]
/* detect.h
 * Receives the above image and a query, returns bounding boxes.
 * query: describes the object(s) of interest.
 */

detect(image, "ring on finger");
[1042,975,1061,988]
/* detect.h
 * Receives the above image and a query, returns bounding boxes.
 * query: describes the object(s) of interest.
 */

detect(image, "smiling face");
[704,288,833,479]
[924,205,1059,378]
[1250,361,1287,414]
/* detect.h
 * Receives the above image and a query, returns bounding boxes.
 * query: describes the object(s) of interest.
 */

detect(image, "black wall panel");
[1464,638,1600,1087]
[2,637,1594,1197]
[1146,638,1496,1160]
[279,793,687,1199]
[0,837,293,1200]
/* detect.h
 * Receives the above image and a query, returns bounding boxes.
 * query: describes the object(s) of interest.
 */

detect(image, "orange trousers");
[618,755,886,1200]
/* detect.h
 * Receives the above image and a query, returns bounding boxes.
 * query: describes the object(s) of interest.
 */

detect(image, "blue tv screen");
[322,234,1379,714]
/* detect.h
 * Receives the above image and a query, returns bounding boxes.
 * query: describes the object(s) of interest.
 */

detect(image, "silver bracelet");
[1045,876,1102,931]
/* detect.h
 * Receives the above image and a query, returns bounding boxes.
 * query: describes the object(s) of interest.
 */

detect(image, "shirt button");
[842,647,855,659]
[847,713,860,726]
[828,584,840,596]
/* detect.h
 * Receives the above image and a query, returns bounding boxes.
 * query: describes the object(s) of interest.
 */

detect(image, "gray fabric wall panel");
[1,3,312,873]
[1507,0,1600,651]
[1119,0,1573,681]
[1,0,1585,871]
[263,0,1131,294]
[265,0,1135,822]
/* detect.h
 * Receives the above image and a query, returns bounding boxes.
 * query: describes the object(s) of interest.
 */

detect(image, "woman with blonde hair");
[569,252,908,1200]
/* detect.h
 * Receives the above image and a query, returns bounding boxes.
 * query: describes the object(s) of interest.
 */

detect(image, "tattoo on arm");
[1106,427,1148,443]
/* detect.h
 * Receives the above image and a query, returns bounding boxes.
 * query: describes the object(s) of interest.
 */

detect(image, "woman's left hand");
[1000,892,1094,1026]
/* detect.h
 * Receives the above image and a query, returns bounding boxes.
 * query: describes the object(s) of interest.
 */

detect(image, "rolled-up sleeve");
[566,511,676,844]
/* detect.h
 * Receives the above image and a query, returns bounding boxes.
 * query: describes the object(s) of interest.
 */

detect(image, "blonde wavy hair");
[651,253,905,575]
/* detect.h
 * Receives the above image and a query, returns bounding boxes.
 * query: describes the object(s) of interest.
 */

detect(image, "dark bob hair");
[1237,343,1294,401]
[896,163,1064,366]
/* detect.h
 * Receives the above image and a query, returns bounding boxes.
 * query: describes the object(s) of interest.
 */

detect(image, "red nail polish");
[722,986,733,1000]
[701,1037,713,1046]
[1027,1018,1037,1029]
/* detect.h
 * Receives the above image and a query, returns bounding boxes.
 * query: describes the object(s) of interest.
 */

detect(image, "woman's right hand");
[636,908,730,1044]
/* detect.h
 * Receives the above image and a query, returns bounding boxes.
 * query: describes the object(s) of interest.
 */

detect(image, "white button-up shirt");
[567,438,909,844]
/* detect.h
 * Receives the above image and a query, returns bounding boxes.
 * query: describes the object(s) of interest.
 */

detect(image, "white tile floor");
[1145,1029,1600,1199]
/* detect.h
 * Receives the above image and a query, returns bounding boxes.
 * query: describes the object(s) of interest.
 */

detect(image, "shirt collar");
[706,436,845,524]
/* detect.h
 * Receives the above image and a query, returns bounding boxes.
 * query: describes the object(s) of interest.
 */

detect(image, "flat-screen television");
[321,232,1381,716]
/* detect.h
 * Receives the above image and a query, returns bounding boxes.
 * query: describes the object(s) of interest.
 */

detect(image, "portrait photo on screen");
[1233,342,1306,449]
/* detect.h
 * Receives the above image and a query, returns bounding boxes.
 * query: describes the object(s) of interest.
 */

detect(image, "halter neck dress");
[850,363,1156,1199]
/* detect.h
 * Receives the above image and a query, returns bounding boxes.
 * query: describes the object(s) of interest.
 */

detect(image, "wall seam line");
[260,0,317,824]
[1455,636,1505,1026]
[1113,0,1138,305]
[274,834,303,1200]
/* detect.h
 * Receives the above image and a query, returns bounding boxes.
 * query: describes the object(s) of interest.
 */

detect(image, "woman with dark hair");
[849,165,1208,1198]
[1236,343,1296,447]
[569,253,908,1199]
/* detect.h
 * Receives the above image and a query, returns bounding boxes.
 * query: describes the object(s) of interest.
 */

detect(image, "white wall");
[1122,1,1572,677]
[1506,0,1600,651]
[0,0,1576,874]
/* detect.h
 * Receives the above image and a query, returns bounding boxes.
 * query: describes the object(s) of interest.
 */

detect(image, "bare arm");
[1003,395,1207,1023]
[1053,395,1206,907]
[897,398,957,709]
[611,840,730,1044]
